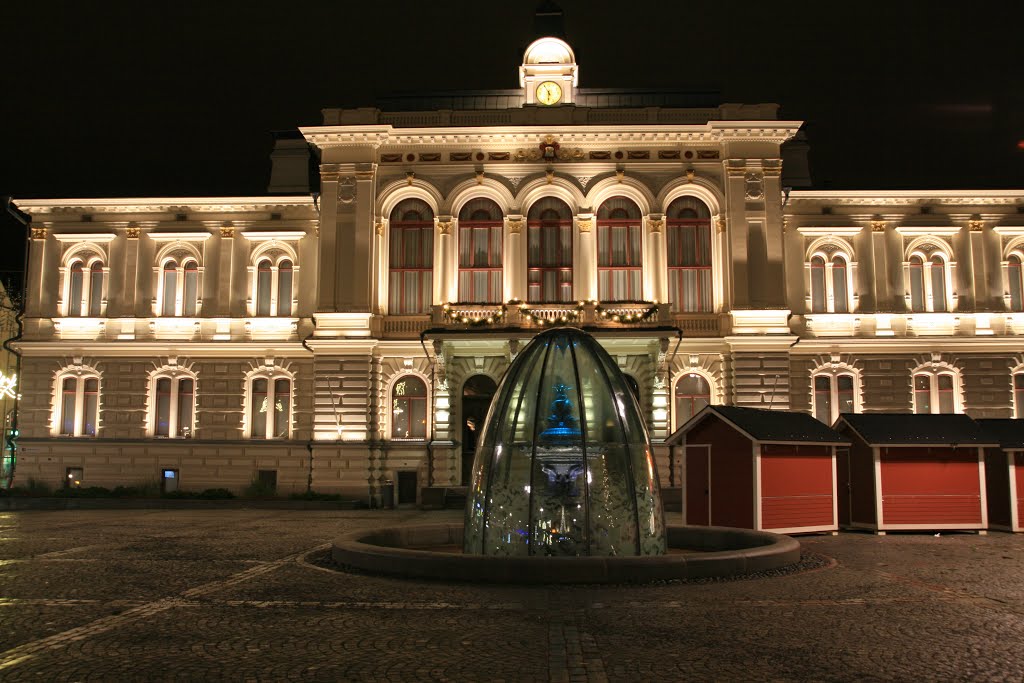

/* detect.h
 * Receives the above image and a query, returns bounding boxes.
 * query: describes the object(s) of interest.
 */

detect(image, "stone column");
[505,216,524,301]
[435,216,454,305]
[575,214,595,301]
[725,163,749,308]
[646,215,666,303]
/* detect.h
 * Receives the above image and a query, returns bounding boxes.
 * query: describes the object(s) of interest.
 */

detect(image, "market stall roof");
[835,413,999,447]
[666,405,850,446]
[975,419,1024,449]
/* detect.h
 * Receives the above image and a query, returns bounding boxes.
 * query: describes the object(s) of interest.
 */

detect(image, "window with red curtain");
[527,197,573,303]
[389,199,434,314]
[596,197,642,301]
[457,198,503,303]
[666,197,712,312]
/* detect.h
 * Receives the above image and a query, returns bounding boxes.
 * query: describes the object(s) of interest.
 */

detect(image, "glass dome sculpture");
[464,327,666,557]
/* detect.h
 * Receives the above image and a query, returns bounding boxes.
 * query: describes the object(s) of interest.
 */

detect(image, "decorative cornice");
[53,232,117,243]
[788,190,1024,207]
[239,230,306,242]
[300,122,804,148]
[14,197,314,214]
[148,231,212,242]
[796,225,865,237]
[894,225,963,237]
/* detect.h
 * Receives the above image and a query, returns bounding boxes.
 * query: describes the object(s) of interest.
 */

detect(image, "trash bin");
[381,480,394,509]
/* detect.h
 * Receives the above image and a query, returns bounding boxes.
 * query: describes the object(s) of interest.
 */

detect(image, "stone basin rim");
[331,523,802,583]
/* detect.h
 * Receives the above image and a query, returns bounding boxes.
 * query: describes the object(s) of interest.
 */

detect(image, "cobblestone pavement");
[1,510,1022,682]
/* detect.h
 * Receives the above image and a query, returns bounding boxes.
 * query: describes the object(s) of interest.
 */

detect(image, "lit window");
[813,373,856,423]
[596,197,642,302]
[832,256,849,313]
[389,199,434,314]
[391,376,428,439]
[250,376,291,439]
[57,375,100,436]
[159,259,200,316]
[253,257,294,317]
[458,199,503,303]
[810,256,826,313]
[153,376,195,438]
[913,370,959,414]
[674,373,710,428]
[930,255,947,312]
[527,197,573,303]
[909,255,925,312]
[66,260,104,317]
[666,197,712,313]
[909,252,951,313]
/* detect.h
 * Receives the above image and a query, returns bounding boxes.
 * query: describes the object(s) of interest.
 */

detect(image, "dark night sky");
[2,1,1023,280]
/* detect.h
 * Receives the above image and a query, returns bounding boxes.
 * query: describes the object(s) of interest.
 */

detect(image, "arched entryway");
[461,374,498,484]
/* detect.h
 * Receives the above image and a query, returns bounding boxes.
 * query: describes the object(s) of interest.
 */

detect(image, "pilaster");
[967,219,987,310]
[317,166,340,312]
[646,215,666,303]
[505,216,525,301]
[575,213,595,301]
[761,161,786,306]
[435,216,455,304]
[26,227,50,318]
[724,162,750,308]
[215,226,234,316]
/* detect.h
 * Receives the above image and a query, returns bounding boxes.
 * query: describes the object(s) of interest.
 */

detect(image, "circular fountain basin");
[331,524,800,583]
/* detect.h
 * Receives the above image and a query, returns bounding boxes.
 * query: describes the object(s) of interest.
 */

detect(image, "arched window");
[256,259,273,316]
[391,375,428,439]
[1007,255,1022,312]
[68,263,84,317]
[666,197,712,312]
[183,260,199,316]
[389,199,434,314]
[277,260,293,317]
[930,255,947,312]
[88,263,103,316]
[66,259,105,317]
[810,256,826,313]
[674,372,710,428]
[161,261,178,316]
[458,198,503,303]
[1014,373,1024,418]
[153,375,195,438]
[832,256,849,313]
[596,197,642,301]
[909,255,925,312]
[813,373,856,424]
[56,374,100,437]
[527,197,573,303]
[913,369,959,414]
[249,375,291,439]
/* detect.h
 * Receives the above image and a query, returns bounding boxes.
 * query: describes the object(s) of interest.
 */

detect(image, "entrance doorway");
[461,374,498,484]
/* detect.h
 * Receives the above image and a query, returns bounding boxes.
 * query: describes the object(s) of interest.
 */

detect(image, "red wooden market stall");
[832,414,996,534]
[666,406,849,534]
[976,419,1024,533]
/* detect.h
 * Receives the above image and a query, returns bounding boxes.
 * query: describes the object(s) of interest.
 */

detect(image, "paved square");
[0,509,1022,681]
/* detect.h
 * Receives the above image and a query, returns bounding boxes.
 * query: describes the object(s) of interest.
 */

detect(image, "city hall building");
[11,37,1024,503]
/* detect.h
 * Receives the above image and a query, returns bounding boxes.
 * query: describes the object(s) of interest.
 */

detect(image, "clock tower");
[520,37,578,106]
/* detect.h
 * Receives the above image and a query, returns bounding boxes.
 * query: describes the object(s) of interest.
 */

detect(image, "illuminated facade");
[12,37,1024,502]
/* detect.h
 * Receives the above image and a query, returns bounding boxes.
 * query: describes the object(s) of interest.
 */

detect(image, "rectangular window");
[597,224,642,301]
[527,223,572,303]
[177,379,194,437]
[937,374,955,413]
[60,378,77,435]
[155,377,172,437]
[251,378,268,438]
[273,378,290,438]
[83,378,99,436]
[457,224,502,303]
[914,375,931,414]
[837,375,855,415]
[389,226,434,313]
[813,376,832,423]
[667,224,712,312]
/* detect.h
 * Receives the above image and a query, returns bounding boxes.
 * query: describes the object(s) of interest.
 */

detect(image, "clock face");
[536,81,562,106]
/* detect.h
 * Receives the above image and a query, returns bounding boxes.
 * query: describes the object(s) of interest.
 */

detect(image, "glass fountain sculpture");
[464,327,666,556]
